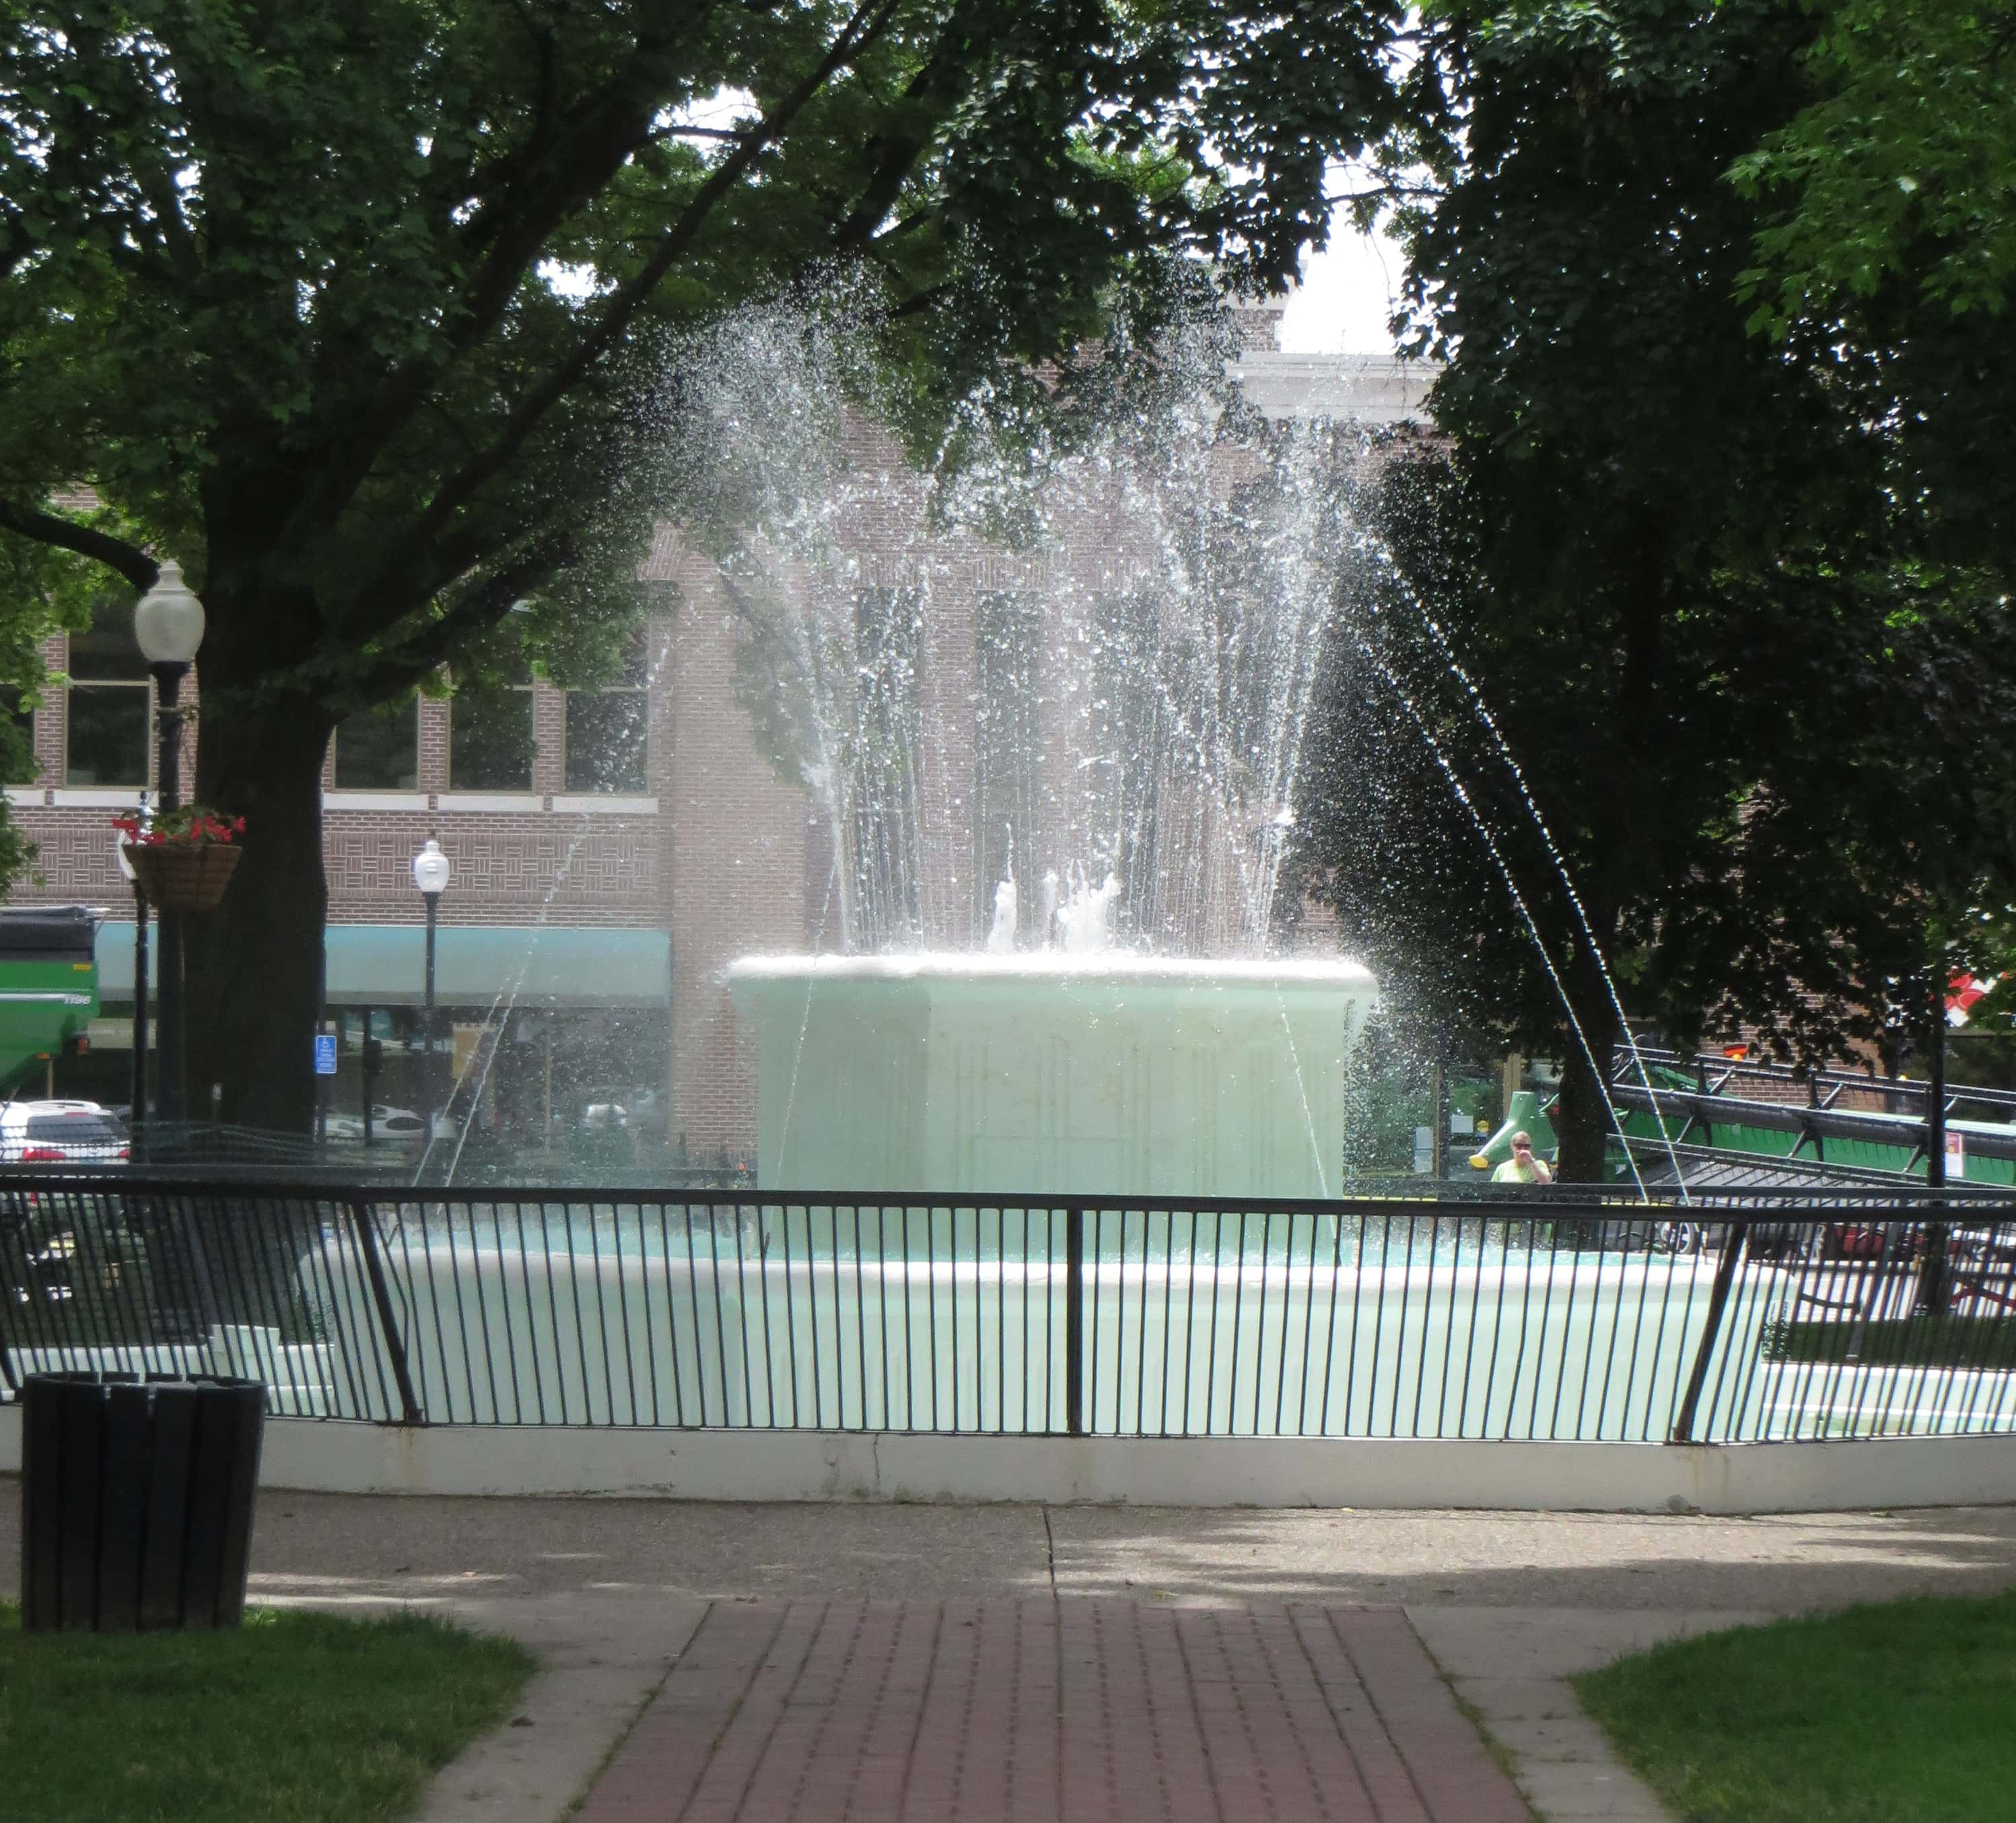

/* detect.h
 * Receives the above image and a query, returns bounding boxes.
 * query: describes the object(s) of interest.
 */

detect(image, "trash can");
[20,1371,265,1633]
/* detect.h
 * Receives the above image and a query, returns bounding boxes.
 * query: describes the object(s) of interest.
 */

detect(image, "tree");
[1294,0,2016,1179]
[0,0,1409,1128]
[1733,0,2016,571]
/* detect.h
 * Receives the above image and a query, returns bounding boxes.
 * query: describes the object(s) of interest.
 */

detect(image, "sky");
[1276,223,1410,355]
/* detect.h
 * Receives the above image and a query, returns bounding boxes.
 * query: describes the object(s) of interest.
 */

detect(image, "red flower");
[111,803,245,849]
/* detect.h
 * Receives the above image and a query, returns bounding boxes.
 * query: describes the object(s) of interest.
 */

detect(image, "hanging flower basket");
[114,807,246,913]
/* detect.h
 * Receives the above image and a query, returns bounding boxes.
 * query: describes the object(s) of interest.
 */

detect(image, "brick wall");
[652,546,809,1152]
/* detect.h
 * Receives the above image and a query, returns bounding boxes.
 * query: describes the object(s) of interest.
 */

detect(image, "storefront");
[81,922,670,1151]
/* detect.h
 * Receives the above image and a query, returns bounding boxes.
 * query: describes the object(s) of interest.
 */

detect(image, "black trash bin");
[20,1372,265,1633]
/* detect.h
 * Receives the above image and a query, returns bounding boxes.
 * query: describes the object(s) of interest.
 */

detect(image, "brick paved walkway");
[575,1600,1527,1822]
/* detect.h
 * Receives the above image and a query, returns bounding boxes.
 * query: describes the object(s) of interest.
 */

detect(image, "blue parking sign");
[314,1032,338,1076]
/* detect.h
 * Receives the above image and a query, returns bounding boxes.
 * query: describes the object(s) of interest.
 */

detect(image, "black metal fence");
[4,1179,2015,1445]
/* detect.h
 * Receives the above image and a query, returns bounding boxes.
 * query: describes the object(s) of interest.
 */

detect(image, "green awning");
[96,923,668,1008]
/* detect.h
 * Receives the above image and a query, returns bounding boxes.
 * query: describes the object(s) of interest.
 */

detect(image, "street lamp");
[115,799,150,1132]
[133,561,204,1122]
[412,838,450,1136]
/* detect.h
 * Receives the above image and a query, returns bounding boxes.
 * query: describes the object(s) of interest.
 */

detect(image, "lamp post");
[133,563,204,1122]
[412,838,450,1136]
[116,798,150,1133]
[1920,965,1953,1316]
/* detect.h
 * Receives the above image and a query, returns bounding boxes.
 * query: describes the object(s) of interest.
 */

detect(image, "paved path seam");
[1442,1671,1669,1823]
[1405,1608,1710,1823]
[1336,1608,1529,1823]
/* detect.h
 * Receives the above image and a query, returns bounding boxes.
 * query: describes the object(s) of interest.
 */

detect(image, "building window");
[563,634,648,793]
[449,670,535,791]
[333,696,419,789]
[1,687,38,786]
[65,596,151,786]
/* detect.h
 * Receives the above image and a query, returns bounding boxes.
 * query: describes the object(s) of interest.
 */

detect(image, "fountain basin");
[728,952,1378,1196]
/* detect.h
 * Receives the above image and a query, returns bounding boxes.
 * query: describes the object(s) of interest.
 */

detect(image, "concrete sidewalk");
[7,1480,1994,1610]
[7,1480,2015,1819]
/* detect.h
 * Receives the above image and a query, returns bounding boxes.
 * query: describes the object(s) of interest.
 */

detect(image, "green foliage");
[0,0,1411,713]
[1340,1007,1437,1178]
[1300,0,2016,1177]
[0,1604,533,1823]
[1576,1589,2016,1822]
[0,1,1414,1126]
[1731,0,2016,573]
[1761,1314,2016,1370]
[1733,1,2016,326]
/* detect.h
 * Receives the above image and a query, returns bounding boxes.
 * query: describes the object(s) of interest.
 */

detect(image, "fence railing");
[1617,1042,2016,1121]
[3,1180,2014,1446]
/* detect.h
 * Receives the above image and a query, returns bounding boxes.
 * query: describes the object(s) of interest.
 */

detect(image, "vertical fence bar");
[347,1197,422,1426]
[1088,1207,1104,1434]
[1670,1223,1747,1443]
[0,1263,18,1396]
[1065,1203,1085,1437]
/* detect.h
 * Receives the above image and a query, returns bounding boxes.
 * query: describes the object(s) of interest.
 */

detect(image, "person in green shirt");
[1492,1131,1553,1185]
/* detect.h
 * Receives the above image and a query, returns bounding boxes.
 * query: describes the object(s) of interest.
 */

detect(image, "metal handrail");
[1609,1083,2016,1165]
[1618,1044,2016,1116]
[0,1171,2001,1212]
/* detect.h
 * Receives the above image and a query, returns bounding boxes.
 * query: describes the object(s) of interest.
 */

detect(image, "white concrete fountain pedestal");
[728,952,1378,1197]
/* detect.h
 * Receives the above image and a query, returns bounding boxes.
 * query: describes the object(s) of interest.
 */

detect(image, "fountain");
[662,296,1385,1195]
[731,943,1375,1197]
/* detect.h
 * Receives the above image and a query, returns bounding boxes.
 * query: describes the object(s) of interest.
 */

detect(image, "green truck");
[0,906,100,1097]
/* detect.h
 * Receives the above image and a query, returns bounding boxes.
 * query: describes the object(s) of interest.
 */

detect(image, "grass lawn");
[0,1602,534,1823]
[1762,1314,2016,1369]
[1575,1587,2016,1822]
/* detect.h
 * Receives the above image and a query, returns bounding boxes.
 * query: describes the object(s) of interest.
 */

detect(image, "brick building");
[2,328,1430,1156]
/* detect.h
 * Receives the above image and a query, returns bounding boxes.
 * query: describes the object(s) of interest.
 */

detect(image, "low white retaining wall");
[3,1329,335,1415]
[3,1406,2012,1513]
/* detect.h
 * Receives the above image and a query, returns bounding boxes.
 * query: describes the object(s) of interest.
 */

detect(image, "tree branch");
[339,0,911,637]
[347,540,576,705]
[867,208,932,247]
[831,0,992,255]
[0,499,158,592]
[0,209,38,288]
[887,281,950,319]
[283,6,734,550]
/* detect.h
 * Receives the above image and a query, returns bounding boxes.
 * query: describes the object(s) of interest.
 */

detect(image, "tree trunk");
[182,689,334,1133]
[1553,950,1622,1184]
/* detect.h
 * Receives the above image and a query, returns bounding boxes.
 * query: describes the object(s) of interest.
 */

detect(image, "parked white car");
[0,1099,130,1164]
